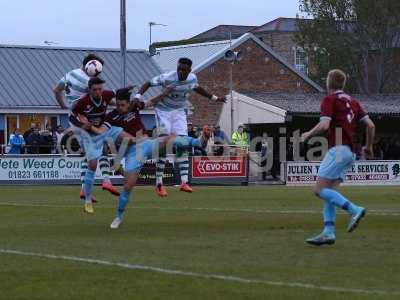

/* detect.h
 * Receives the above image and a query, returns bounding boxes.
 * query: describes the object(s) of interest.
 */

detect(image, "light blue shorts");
[124,139,157,173]
[318,145,355,181]
[79,126,123,161]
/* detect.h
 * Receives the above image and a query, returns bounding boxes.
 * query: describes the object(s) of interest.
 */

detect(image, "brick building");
[252,18,308,75]
[153,33,323,134]
[182,18,308,75]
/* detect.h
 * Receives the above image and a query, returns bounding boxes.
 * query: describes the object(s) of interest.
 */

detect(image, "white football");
[85,60,103,77]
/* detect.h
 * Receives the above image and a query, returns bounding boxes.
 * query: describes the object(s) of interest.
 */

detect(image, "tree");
[296,0,400,94]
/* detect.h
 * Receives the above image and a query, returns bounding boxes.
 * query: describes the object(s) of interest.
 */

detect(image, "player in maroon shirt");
[104,93,146,138]
[301,69,376,246]
[69,77,132,214]
[104,87,210,229]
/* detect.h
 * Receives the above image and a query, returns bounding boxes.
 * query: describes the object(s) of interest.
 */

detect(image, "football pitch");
[0,185,399,300]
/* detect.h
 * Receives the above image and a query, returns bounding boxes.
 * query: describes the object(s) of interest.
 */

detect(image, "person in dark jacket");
[40,124,54,154]
[26,127,41,154]
[23,123,37,142]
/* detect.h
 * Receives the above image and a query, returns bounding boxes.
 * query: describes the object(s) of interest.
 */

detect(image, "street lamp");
[43,41,58,46]
[224,32,244,136]
[149,22,167,48]
[120,0,127,86]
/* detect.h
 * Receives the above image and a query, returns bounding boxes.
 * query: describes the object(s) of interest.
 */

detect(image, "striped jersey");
[150,71,199,111]
[59,68,90,108]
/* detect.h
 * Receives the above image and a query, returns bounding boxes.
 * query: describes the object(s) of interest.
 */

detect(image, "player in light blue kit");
[134,58,226,198]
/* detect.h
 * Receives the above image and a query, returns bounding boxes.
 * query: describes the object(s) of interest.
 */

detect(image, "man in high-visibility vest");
[231,124,249,147]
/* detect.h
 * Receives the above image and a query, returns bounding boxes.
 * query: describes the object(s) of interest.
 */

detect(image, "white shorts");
[155,108,188,136]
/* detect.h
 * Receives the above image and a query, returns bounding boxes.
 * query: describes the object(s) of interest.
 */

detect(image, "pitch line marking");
[0,248,399,296]
[0,202,399,216]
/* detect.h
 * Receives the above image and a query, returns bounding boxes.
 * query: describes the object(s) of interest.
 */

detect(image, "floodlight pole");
[120,0,127,87]
[229,32,234,137]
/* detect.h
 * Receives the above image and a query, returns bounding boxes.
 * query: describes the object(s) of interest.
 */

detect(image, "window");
[4,114,60,144]
[6,116,18,144]
[48,116,60,130]
[295,47,308,75]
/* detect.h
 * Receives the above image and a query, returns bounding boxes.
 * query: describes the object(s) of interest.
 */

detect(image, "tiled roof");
[0,45,162,108]
[242,91,400,115]
[252,18,301,33]
[191,25,257,41]
[153,40,232,72]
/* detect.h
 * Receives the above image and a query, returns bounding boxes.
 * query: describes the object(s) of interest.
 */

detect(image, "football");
[84,59,103,77]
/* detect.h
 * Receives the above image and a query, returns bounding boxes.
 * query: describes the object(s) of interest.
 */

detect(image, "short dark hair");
[116,88,132,101]
[88,77,105,89]
[82,53,105,67]
[178,57,193,67]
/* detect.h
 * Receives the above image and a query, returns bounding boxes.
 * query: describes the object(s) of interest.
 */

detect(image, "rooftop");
[191,25,257,41]
[242,92,400,115]
[0,45,161,108]
[153,40,232,72]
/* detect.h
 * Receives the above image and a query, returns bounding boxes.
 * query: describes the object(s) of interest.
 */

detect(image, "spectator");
[23,123,37,141]
[204,125,215,155]
[195,126,203,138]
[26,127,42,154]
[232,124,249,147]
[8,128,25,154]
[214,125,228,144]
[260,135,268,181]
[40,124,54,154]
[187,123,197,138]
[54,125,65,153]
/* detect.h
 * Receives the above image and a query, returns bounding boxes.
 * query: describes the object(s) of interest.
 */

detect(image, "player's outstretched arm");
[301,120,330,142]
[143,87,174,108]
[134,82,152,101]
[362,117,376,159]
[193,86,227,103]
[53,84,68,109]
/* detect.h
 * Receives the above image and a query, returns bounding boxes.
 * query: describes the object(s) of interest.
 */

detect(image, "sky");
[0,0,300,50]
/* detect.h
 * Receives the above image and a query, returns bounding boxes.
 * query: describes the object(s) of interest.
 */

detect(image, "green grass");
[0,185,399,300]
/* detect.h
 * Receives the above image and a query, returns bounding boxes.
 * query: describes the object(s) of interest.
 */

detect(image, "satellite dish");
[224,50,244,62]
[224,50,235,62]
[149,45,157,56]
[235,51,243,62]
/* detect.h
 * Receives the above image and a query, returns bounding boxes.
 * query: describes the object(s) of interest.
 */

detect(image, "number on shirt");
[346,102,355,124]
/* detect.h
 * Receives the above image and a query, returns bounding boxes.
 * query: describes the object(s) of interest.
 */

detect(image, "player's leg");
[81,132,105,214]
[111,143,151,228]
[317,146,366,232]
[80,157,88,197]
[83,158,97,214]
[100,144,120,196]
[73,127,97,203]
[171,110,192,193]
[110,171,138,229]
[154,110,171,197]
[172,126,211,151]
[307,146,366,245]
[306,178,339,246]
